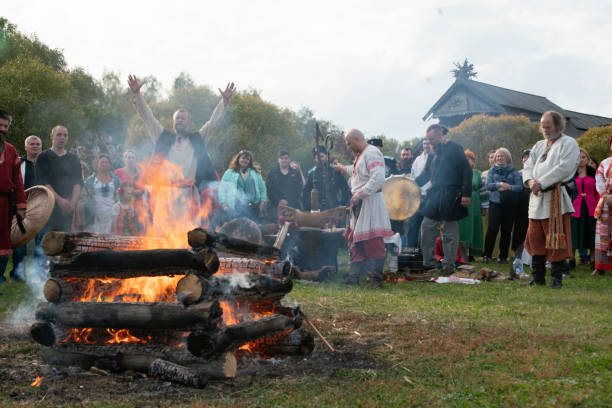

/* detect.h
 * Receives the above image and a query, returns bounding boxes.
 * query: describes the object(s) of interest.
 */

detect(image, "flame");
[220,300,277,353]
[105,329,150,344]
[137,156,212,249]
[30,376,43,387]
[67,276,182,303]
[61,328,95,344]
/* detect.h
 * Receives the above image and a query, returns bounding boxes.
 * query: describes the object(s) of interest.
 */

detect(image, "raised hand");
[127,75,145,94]
[219,82,236,106]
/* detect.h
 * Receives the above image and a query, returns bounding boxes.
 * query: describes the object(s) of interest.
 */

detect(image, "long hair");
[228,150,254,173]
[464,149,476,169]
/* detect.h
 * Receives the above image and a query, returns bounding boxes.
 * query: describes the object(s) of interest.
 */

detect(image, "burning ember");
[30,376,43,387]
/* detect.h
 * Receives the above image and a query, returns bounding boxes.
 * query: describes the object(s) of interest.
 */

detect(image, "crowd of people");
[0,85,609,290]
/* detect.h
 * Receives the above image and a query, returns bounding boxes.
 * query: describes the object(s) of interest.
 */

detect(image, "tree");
[447,114,541,170]
[451,59,477,80]
[577,124,612,164]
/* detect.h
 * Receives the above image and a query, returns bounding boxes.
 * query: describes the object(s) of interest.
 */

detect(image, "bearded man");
[523,110,579,289]
[128,75,235,228]
[338,129,393,288]
[0,110,26,283]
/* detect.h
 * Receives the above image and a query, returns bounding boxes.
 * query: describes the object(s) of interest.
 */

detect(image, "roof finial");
[451,59,477,80]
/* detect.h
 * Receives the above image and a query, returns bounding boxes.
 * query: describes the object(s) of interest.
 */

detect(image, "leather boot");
[529,255,546,286]
[342,262,366,285]
[366,258,385,289]
[550,260,566,289]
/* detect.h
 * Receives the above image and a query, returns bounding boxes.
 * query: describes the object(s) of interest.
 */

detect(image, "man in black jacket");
[266,150,303,220]
[302,146,351,211]
[420,124,472,275]
[10,135,43,280]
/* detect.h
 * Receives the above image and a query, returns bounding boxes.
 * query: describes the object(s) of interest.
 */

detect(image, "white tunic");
[347,145,393,244]
[522,134,579,219]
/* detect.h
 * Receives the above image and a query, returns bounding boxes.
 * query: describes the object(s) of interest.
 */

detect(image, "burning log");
[186,314,301,358]
[49,249,214,279]
[188,228,281,260]
[41,231,174,257]
[35,300,222,331]
[176,273,293,306]
[149,359,208,387]
[246,328,314,356]
[219,258,290,278]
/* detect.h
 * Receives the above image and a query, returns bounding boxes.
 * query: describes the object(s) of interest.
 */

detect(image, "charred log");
[35,300,222,331]
[41,231,174,257]
[149,359,209,387]
[31,321,63,347]
[241,328,315,356]
[219,258,290,278]
[49,249,213,279]
[186,314,301,358]
[188,228,281,259]
[176,272,293,306]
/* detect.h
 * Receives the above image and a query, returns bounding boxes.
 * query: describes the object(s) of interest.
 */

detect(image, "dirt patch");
[0,322,382,405]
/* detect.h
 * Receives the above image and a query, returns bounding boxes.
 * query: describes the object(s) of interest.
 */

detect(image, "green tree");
[447,114,541,170]
[577,124,612,163]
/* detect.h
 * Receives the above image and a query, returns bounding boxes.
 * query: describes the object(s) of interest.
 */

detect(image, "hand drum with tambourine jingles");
[10,185,55,248]
[382,175,420,221]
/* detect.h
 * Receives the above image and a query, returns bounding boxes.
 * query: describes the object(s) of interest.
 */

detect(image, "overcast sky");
[5,1,612,143]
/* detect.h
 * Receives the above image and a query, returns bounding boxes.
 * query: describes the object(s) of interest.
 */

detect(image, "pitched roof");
[423,78,612,137]
[564,110,612,131]
[423,78,564,121]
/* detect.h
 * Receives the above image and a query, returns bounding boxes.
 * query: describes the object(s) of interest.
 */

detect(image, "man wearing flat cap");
[302,146,351,211]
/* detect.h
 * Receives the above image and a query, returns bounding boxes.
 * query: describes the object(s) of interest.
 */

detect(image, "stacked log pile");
[33,229,314,387]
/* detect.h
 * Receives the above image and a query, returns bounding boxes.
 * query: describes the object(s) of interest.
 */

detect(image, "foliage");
[451,58,477,80]
[447,114,541,170]
[577,124,612,163]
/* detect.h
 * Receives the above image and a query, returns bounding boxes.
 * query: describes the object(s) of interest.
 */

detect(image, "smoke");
[224,272,255,290]
[7,244,48,332]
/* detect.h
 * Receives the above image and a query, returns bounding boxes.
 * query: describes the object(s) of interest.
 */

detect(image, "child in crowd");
[112,182,141,235]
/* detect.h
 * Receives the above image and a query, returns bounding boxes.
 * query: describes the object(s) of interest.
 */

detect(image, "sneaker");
[482,256,490,264]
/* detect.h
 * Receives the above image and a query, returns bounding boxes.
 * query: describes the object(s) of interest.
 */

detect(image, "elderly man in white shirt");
[522,110,579,289]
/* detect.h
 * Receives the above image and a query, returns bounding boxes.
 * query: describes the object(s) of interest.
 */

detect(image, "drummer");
[0,110,26,285]
[9,135,44,281]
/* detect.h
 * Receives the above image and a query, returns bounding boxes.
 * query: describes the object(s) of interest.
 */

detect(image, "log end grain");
[43,278,62,303]
[187,229,209,248]
[31,322,57,346]
[41,231,66,256]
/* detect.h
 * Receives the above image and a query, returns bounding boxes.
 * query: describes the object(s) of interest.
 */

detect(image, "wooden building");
[423,78,612,137]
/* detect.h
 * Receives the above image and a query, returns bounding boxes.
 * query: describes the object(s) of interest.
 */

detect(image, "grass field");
[0,258,610,407]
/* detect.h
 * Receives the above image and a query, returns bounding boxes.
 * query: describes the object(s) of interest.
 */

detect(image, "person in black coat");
[302,146,351,211]
[420,125,472,275]
[265,150,303,220]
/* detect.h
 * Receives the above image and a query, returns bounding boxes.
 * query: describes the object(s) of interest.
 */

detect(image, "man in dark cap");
[367,138,399,177]
[302,146,351,211]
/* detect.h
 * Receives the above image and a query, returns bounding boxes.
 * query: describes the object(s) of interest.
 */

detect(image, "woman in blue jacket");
[483,148,523,263]
[218,150,267,222]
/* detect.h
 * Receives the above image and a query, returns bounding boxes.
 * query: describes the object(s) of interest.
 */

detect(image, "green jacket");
[218,168,267,210]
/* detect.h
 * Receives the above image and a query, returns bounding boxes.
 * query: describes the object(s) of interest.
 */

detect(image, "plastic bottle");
[512,256,523,276]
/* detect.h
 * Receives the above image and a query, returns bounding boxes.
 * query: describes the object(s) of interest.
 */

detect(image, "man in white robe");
[338,129,393,288]
[523,110,579,289]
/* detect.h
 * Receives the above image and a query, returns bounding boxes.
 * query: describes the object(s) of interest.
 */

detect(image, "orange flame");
[30,376,43,387]
[137,156,212,248]
[220,300,276,353]
[61,328,95,344]
[105,329,150,344]
[67,276,182,303]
